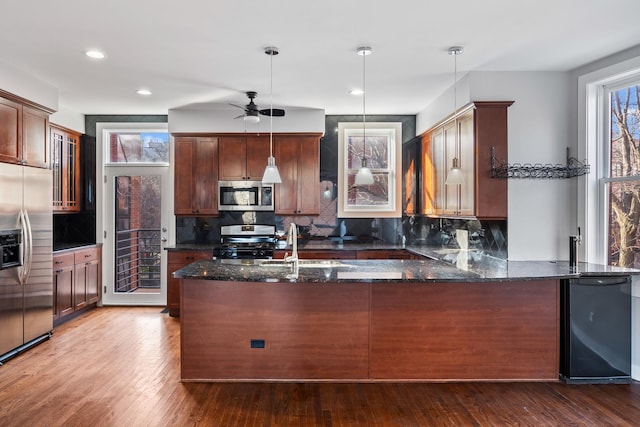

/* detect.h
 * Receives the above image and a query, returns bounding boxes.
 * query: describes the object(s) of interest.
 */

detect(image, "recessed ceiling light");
[350,89,364,95]
[137,89,152,96]
[85,50,105,59]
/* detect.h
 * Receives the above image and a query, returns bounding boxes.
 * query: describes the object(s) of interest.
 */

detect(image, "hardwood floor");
[1,307,639,426]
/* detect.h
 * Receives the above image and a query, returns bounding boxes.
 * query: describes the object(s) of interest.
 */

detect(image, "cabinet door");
[274,135,320,215]
[85,258,100,304]
[218,136,247,180]
[53,253,75,319]
[296,136,320,215]
[0,96,22,164]
[174,137,196,215]
[74,262,88,310]
[22,106,49,168]
[51,125,81,212]
[457,112,475,215]
[443,121,459,215]
[430,128,445,215]
[245,135,270,180]
[193,137,218,215]
[167,251,211,317]
[274,137,298,214]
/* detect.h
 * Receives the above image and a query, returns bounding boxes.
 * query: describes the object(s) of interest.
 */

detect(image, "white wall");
[0,60,58,111]
[417,71,573,260]
[168,106,325,134]
[50,106,85,134]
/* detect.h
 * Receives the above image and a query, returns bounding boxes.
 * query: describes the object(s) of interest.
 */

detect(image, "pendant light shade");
[354,158,374,185]
[445,157,465,185]
[354,46,373,186]
[262,156,282,183]
[262,46,282,184]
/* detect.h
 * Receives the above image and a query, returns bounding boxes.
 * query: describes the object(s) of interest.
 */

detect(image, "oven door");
[218,181,273,211]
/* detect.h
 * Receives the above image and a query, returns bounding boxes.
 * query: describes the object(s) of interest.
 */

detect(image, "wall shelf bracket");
[490,147,590,179]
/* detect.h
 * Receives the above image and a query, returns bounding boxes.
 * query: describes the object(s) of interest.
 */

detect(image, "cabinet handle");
[55,260,63,264]
[55,268,63,273]
[84,254,91,258]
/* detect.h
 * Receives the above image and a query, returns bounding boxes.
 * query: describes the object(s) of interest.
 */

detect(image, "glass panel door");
[103,165,169,305]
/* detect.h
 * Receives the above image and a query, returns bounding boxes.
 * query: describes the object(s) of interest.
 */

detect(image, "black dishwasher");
[560,276,631,383]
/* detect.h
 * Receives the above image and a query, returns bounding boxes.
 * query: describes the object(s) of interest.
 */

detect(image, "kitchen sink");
[259,259,353,268]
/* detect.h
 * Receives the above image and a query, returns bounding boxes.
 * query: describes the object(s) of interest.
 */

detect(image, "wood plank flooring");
[1,306,639,426]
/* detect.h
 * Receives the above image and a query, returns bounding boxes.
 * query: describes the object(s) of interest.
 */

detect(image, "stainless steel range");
[214,224,276,259]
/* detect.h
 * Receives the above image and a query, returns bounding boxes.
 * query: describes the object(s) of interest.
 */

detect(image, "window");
[108,132,170,163]
[337,122,402,218]
[603,82,640,268]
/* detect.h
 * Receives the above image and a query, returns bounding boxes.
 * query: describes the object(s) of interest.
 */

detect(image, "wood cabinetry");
[167,250,211,317]
[218,135,270,180]
[274,134,321,215]
[174,137,218,216]
[53,246,101,323]
[53,253,74,321]
[421,101,513,219]
[74,247,101,309]
[0,93,51,168]
[51,124,81,212]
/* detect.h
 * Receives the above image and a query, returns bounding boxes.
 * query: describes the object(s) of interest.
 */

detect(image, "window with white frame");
[602,81,640,268]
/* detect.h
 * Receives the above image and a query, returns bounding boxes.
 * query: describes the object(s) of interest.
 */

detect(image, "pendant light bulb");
[354,46,374,186]
[262,46,282,184]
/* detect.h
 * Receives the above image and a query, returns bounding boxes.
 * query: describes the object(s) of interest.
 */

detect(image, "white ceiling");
[3,0,639,116]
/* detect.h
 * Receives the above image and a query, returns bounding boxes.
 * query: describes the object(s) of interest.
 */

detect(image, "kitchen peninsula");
[174,249,636,382]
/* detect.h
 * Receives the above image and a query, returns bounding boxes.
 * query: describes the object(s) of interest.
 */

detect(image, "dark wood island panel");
[370,280,559,381]
[181,280,370,381]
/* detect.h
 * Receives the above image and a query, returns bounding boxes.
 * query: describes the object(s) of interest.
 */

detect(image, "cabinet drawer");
[53,253,75,269]
[74,247,99,264]
[168,250,212,264]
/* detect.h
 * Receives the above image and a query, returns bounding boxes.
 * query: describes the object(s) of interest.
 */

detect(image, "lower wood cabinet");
[53,246,101,323]
[167,250,212,317]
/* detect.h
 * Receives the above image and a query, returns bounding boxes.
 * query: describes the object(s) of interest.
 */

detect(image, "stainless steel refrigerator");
[0,162,53,364]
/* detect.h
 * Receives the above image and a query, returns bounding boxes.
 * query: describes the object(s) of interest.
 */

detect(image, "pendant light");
[262,46,282,184]
[354,46,374,186]
[445,46,465,186]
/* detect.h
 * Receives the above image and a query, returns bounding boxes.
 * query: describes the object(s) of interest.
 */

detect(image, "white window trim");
[579,56,640,264]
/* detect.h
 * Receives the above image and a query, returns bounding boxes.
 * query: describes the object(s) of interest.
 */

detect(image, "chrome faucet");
[285,222,298,263]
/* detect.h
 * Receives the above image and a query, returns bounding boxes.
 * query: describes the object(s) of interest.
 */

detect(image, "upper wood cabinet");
[174,136,219,216]
[218,134,270,181]
[274,134,321,215]
[51,124,81,212]
[421,101,513,219]
[0,94,51,168]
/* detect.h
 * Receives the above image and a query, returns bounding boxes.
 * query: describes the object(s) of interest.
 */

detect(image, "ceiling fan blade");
[259,108,285,117]
[229,103,246,110]
[233,113,246,119]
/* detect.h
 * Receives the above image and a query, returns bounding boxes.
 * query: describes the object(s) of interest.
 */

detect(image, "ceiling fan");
[231,91,285,124]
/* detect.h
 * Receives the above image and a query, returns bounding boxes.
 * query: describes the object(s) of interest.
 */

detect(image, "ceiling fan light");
[262,156,282,184]
[244,114,260,124]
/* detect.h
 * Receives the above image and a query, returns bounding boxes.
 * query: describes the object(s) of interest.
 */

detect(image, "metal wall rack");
[491,147,590,179]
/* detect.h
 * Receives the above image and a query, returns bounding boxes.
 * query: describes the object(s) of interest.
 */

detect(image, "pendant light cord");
[362,48,366,162]
[270,48,274,158]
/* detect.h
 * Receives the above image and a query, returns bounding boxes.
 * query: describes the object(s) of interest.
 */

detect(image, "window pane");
[610,86,639,178]
[608,84,640,268]
[109,132,169,163]
[608,181,640,268]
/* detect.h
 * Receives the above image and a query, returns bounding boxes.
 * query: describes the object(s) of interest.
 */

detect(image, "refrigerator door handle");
[23,209,33,284]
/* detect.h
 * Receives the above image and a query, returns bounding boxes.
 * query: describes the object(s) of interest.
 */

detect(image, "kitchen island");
[174,253,636,383]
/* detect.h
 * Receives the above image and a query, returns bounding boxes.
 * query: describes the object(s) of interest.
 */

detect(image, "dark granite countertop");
[173,255,638,284]
[54,242,101,252]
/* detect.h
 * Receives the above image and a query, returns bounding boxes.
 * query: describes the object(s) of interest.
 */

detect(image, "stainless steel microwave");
[218,181,274,211]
